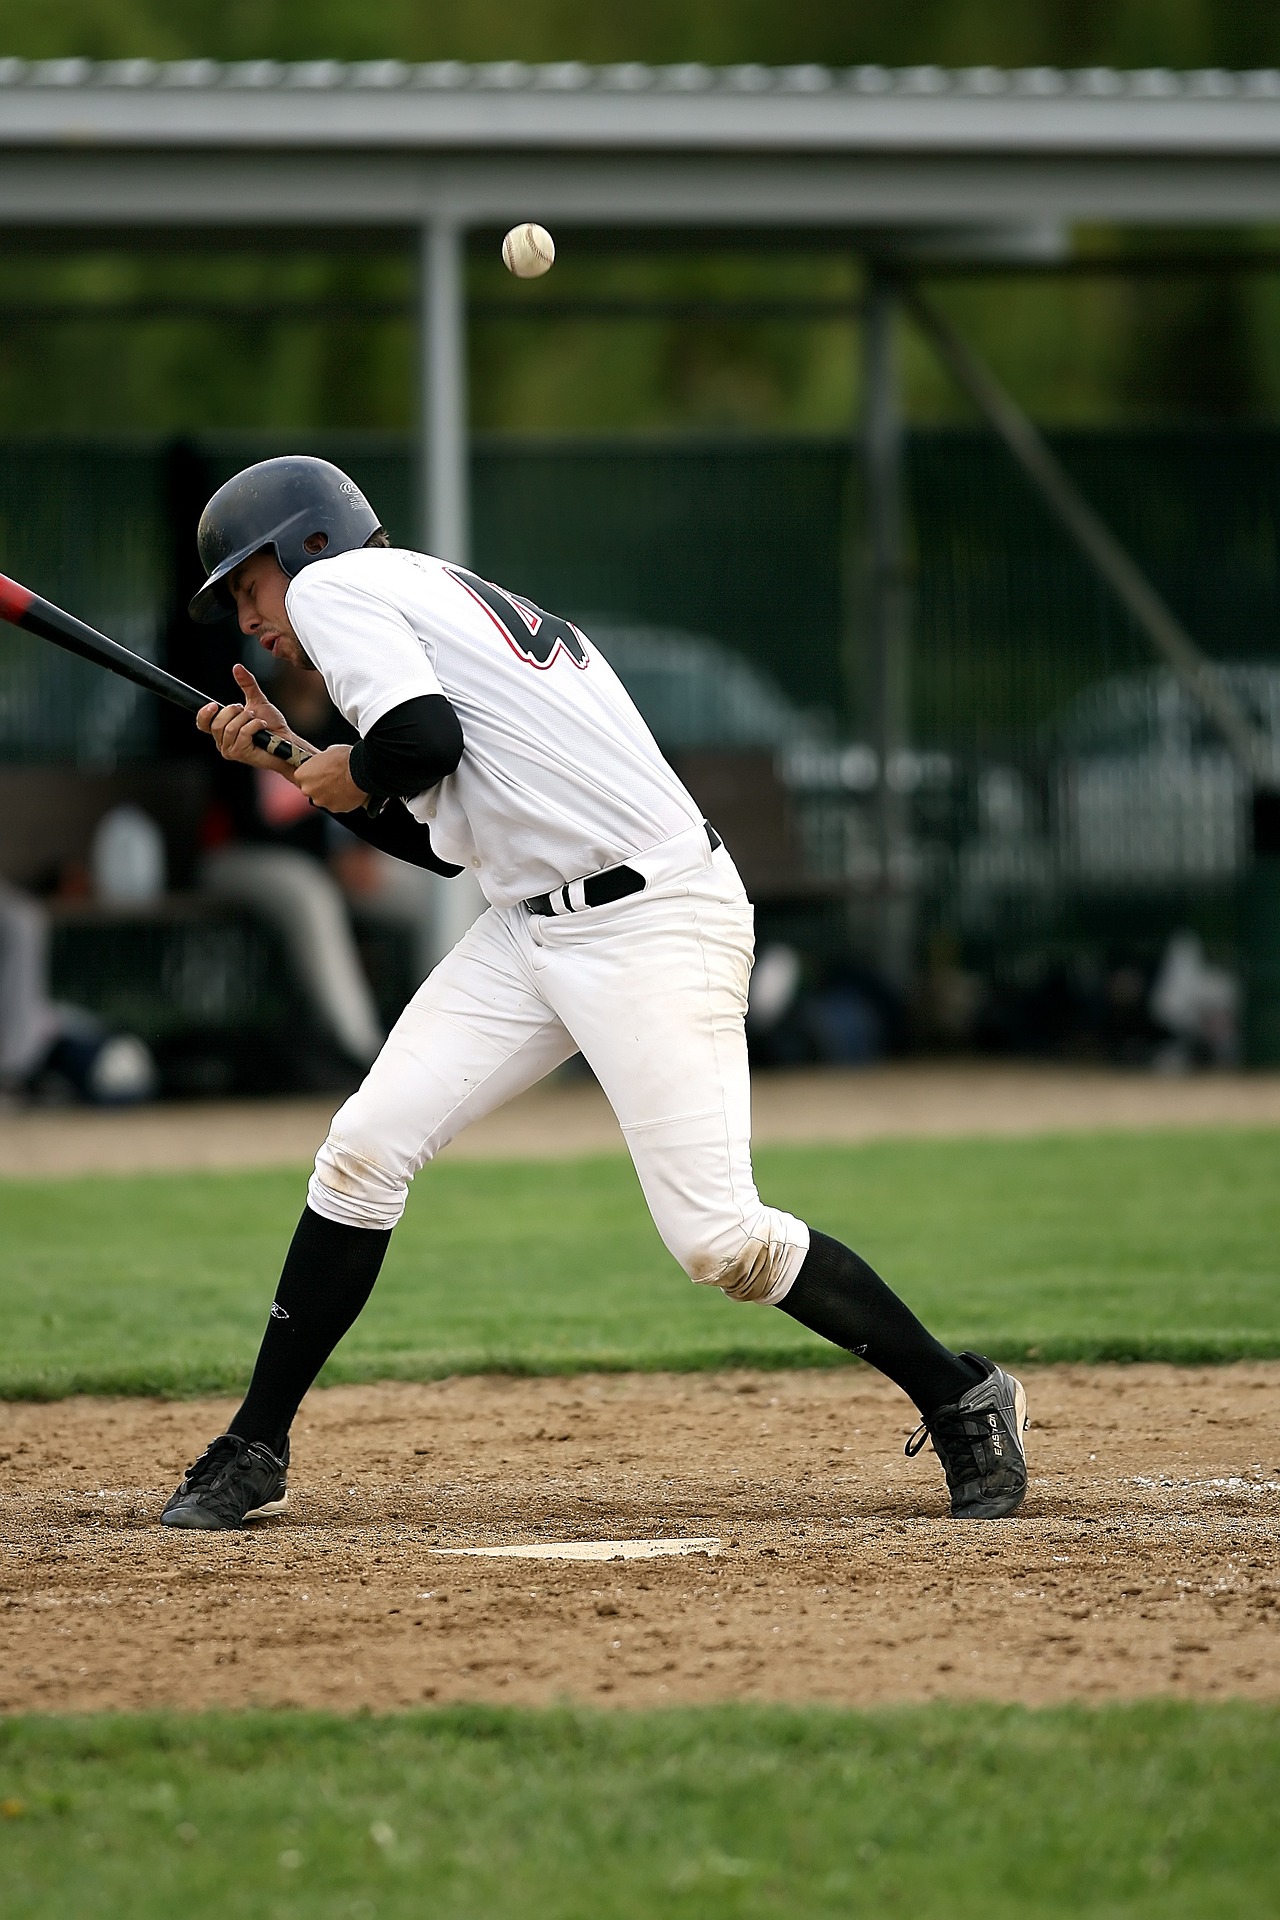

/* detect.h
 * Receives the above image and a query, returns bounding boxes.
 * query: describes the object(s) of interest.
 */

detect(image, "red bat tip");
[0,573,34,623]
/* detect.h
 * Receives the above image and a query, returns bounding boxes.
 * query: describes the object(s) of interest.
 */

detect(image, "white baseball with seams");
[502,223,555,278]
[285,547,809,1307]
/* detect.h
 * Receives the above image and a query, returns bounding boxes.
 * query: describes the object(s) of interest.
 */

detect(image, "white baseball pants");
[308,822,809,1306]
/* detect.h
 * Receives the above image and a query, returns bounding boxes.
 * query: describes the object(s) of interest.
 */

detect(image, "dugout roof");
[3,58,1280,558]
[3,58,1280,236]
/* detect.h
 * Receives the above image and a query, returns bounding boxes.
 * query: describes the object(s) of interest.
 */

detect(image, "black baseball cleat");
[160,1433,290,1531]
[905,1354,1029,1519]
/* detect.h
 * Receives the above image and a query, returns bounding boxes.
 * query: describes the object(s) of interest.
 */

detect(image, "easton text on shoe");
[905,1353,1029,1519]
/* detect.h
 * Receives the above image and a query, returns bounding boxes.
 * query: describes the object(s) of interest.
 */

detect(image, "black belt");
[523,822,722,917]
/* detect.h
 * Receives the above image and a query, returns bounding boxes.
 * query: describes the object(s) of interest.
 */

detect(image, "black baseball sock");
[228,1207,392,1457]
[779,1230,983,1417]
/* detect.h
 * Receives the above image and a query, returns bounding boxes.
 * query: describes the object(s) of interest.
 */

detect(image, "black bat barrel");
[0,568,321,784]
[3,583,211,716]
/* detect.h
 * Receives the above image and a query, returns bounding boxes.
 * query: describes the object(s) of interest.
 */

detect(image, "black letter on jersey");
[445,566,588,670]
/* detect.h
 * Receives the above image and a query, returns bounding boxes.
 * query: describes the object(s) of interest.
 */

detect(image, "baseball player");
[161,456,1028,1531]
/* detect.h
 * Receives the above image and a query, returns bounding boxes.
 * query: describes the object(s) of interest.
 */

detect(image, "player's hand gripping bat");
[0,569,313,776]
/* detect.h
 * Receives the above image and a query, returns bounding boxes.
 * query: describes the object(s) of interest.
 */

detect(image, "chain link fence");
[3,427,1278,1042]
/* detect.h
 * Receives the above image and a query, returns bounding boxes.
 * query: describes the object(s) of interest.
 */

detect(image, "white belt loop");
[626,820,716,892]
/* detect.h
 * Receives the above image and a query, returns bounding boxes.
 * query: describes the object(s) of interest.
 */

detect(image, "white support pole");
[419,217,469,562]
[862,276,914,986]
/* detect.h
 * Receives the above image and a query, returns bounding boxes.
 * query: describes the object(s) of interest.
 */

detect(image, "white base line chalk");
[430,1536,720,1562]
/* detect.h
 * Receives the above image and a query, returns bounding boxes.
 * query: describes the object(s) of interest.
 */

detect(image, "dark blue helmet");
[189,455,382,623]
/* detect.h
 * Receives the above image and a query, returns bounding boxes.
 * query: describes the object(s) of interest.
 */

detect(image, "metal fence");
[901,434,1280,973]
[4,427,1279,980]
[0,440,167,764]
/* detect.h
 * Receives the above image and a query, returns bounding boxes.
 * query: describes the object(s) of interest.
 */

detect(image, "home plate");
[430,1536,720,1562]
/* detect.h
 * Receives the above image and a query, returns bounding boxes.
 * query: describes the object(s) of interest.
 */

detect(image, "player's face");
[227,551,311,669]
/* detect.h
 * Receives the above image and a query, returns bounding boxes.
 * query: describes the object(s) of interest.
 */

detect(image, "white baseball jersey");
[284,547,703,908]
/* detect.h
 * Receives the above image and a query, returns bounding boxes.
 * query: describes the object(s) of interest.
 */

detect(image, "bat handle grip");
[251,727,310,771]
[250,727,387,818]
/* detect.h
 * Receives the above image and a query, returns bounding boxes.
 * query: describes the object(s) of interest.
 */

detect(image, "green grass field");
[3,1703,1278,1919]
[2,1128,1278,1397]
[6,1128,1279,1918]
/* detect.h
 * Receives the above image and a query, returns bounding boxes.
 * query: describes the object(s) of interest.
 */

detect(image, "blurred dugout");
[1,427,1278,1077]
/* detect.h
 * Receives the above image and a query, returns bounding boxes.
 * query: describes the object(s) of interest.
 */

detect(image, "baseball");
[502,223,556,279]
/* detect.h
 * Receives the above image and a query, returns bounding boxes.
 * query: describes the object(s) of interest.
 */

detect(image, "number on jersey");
[446,566,588,670]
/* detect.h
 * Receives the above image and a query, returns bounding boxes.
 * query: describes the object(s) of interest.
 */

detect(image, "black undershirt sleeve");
[330,799,463,876]
[347,693,463,802]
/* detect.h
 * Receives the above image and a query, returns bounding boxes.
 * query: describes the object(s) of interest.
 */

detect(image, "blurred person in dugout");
[198,656,485,1067]
[0,875,155,1103]
[0,877,63,1095]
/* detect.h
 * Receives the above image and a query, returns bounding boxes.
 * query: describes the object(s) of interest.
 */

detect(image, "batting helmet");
[188,455,382,623]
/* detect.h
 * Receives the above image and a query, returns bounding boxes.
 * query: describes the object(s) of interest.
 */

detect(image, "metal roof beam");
[2,153,1280,234]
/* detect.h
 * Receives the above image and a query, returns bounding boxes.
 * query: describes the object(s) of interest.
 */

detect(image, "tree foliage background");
[5,0,1280,70]
[1,0,1280,434]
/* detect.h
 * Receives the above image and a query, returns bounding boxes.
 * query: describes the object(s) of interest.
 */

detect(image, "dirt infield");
[4,1063,1280,1178]
[3,1364,1276,1716]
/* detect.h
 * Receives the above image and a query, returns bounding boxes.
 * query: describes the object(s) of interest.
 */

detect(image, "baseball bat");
[0,570,310,773]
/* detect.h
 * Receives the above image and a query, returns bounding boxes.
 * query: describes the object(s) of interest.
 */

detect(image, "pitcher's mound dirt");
[2,1365,1277,1715]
